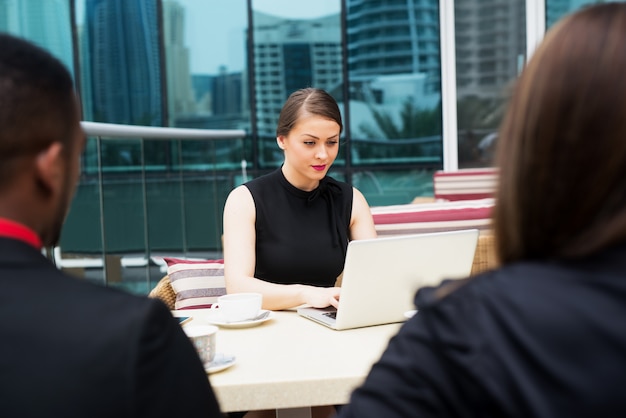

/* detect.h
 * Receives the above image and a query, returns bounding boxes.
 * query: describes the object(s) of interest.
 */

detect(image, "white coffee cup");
[184,325,218,365]
[211,292,262,322]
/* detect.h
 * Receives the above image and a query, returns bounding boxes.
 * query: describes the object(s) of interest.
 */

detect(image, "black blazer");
[339,242,626,418]
[0,238,222,418]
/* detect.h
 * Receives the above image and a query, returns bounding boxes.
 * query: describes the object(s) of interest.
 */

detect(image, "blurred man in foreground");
[0,33,222,418]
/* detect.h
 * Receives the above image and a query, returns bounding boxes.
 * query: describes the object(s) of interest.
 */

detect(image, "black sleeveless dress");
[245,168,353,287]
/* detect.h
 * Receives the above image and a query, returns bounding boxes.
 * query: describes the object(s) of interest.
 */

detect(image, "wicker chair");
[149,234,497,309]
[470,233,498,276]
[148,275,176,310]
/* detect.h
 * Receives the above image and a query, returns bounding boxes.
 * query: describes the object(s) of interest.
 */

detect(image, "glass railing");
[53,122,247,296]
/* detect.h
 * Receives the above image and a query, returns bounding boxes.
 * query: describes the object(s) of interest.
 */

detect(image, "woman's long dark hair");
[494,3,626,264]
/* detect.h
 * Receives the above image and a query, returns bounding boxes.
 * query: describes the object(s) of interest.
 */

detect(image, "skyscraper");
[345,0,441,139]
[253,10,342,135]
[85,0,162,126]
[347,0,440,90]
[455,0,525,99]
[162,0,195,126]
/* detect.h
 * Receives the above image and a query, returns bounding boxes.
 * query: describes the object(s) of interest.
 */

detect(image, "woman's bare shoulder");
[224,185,255,214]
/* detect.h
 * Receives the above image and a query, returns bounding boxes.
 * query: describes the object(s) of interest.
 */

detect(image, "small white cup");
[211,292,262,322]
[184,325,218,365]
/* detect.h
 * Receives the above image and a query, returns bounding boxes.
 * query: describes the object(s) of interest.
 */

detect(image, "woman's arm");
[223,185,340,310]
[349,187,378,241]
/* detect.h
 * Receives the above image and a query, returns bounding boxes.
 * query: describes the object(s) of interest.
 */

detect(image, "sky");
[74,0,340,75]
[182,0,341,74]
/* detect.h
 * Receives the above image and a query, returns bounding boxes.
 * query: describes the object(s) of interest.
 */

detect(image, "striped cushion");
[433,168,498,201]
[371,198,494,236]
[164,257,226,310]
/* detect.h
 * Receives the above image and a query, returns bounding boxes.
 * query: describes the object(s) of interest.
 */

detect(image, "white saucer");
[404,310,418,319]
[205,353,236,373]
[206,310,274,329]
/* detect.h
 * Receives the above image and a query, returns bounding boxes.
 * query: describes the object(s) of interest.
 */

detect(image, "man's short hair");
[0,33,77,190]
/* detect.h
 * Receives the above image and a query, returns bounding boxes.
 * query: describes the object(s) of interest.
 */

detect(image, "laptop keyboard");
[323,311,337,319]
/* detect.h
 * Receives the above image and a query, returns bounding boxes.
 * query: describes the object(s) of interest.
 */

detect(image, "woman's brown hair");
[494,3,626,264]
[276,88,343,137]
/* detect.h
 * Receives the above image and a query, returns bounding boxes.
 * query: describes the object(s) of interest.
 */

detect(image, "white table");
[172,309,402,414]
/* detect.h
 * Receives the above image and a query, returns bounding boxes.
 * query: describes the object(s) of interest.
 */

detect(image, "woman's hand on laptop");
[301,286,340,309]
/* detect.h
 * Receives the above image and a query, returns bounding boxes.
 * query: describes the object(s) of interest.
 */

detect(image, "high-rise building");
[176,71,245,130]
[162,0,195,126]
[212,67,243,117]
[455,0,526,99]
[345,0,442,140]
[346,0,441,94]
[253,11,342,135]
[85,0,162,126]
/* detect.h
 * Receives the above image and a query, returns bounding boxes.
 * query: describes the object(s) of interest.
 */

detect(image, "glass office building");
[1,0,618,293]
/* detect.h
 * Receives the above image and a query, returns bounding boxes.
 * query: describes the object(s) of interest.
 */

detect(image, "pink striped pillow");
[164,258,226,310]
[371,198,494,236]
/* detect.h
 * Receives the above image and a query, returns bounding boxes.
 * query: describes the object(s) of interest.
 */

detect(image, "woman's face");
[278,113,340,191]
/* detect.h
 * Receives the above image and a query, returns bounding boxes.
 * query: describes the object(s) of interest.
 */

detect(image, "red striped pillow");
[164,258,226,310]
[371,198,494,236]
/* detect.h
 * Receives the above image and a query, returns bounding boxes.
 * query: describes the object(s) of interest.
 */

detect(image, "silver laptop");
[297,229,479,330]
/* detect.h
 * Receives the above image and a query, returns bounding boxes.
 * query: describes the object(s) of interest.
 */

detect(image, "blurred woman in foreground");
[338,3,626,417]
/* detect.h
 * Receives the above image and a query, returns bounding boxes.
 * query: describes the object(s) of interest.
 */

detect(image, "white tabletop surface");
[172,308,403,413]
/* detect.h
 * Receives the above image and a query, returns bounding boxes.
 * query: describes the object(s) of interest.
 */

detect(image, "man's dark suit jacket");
[0,237,222,417]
